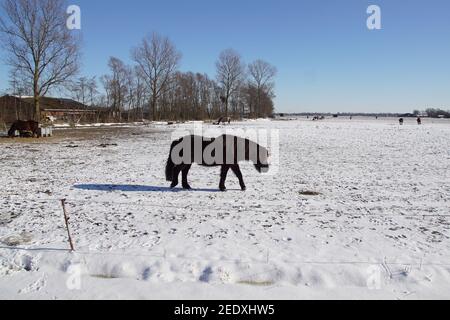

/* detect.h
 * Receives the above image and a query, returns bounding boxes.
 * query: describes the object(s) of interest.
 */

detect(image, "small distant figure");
[350,116,353,120]
[399,118,404,125]
[417,117,422,125]
[375,116,378,120]
[214,117,231,125]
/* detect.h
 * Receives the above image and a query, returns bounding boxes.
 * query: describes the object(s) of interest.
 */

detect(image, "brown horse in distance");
[8,120,40,138]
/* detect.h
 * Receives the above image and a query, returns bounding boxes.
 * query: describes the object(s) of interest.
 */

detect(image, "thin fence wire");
[1,196,449,219]
[1,196,450,270]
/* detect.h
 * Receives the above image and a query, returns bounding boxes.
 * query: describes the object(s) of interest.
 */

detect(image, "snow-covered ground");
[0,118,449,300]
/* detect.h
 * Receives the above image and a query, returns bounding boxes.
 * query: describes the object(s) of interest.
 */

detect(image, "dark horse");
[165,135,270,191]
[8,120,39,138]
[214,117,231,125]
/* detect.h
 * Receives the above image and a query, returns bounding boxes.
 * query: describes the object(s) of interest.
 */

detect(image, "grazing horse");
[8,120,40,138]
[165,135,270,191]
[215,117,231,125]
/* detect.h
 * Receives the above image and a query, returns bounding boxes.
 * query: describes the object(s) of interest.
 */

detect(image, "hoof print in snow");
[14,254,36,272]
[299,191,322,196]
[1,232,33,246]
[19,275,47,294]
[199,267,214,283]
[99,143,118,148]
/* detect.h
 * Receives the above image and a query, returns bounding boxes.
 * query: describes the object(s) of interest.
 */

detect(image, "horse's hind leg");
[181,165,192,190]
[219,165,230,192]
[170,165,183,189]
[231,165,246,191]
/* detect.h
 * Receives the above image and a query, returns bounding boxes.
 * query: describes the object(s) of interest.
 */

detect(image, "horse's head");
[254,148,270,174]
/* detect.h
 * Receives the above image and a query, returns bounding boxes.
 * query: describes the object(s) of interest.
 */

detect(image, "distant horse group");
[166,135,270,191]
[7,120,40,138]
[399,117,422,125]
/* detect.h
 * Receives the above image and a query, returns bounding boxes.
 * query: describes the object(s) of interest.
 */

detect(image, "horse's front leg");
[170,165,183,189]
[219,165,230,192]
[181,164,192,190]
[231,165,246,191]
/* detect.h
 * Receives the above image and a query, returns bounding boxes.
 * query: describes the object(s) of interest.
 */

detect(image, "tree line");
[0,0,277,122]
[413,109,450,119]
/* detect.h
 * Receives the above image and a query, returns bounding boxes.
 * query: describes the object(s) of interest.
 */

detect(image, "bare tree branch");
[0,0,81,120]
[132,32,181,120]
[215,49,245,118]
[248,60,277,117]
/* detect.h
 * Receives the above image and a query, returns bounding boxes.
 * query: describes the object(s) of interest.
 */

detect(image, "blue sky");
[1,0,450,113]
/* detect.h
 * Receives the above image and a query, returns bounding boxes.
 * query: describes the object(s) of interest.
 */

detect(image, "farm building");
[0,95,35,125]
[0,95,110,125]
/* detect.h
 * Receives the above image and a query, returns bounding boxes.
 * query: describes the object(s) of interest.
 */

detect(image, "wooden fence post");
[61,199,75,252]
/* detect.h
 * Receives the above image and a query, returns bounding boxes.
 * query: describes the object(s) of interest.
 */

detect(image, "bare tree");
[86,77,99,107]
[215,49,245,119]
[243,84,275,118]
[8,68,32,97]
[100,75,113,111]
[248,60,277,117]
[71,77,88,106]
[132,67,148,120]
[0,0,81,120]
[132,32,181,120]
[71,76,98,107]
[101,57,132,120]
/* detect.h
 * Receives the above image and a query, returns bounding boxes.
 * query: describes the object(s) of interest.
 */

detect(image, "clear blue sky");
[1,0,450,113]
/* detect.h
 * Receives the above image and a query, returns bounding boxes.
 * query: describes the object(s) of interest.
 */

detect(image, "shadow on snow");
[73,184,228,193]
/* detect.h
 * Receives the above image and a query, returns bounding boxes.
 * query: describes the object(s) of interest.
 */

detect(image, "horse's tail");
[165,140,178,182]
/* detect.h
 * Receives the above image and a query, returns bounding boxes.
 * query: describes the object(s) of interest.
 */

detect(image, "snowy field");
[0,118,449,300]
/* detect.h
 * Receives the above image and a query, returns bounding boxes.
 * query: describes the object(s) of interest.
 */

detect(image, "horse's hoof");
[219,187,227,192]
[241,187,247,191]
[183,185,192,190]
[170,183,178,189]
